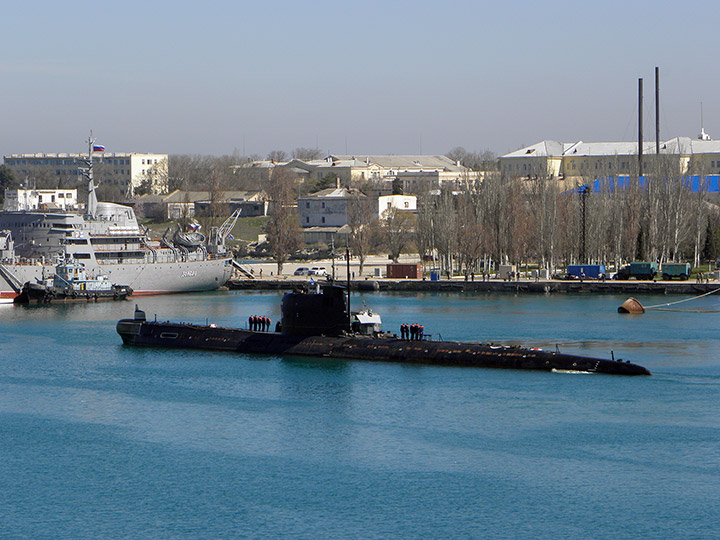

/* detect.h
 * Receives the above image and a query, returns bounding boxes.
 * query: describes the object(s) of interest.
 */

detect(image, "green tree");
[0,165,17,204]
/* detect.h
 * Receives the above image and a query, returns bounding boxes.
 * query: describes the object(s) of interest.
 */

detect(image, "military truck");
[661,262,691,280]
[613,262,658,280]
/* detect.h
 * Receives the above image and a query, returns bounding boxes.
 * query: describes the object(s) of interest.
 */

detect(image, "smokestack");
[638,77,643,177]
[655,67,660,155]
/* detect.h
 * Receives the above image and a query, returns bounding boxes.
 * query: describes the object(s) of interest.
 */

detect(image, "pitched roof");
[299,187,366,199]
[162,190,263,203]
[329,154,464,171]
[503,137,720,159]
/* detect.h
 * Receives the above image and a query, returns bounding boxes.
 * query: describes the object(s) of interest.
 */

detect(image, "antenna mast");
[80,131,99,218]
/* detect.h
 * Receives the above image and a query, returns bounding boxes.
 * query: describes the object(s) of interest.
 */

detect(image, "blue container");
[566,264,606,279]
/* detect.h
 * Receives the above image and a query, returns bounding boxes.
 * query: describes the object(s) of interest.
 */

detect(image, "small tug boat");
[117,284,651,375]
[15,258,132,304]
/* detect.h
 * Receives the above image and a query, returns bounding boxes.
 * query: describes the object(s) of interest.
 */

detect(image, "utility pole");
[580,185,588,263]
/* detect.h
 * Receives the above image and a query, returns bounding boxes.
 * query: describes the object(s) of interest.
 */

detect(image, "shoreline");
[227,276,720,295]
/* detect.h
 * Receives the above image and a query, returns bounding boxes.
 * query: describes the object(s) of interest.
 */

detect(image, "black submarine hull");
[116,319,651,376]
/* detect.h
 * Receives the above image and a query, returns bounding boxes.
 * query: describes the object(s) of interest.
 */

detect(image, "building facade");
[377,194,417,217]
[297,187,366,228]
[3,152,169,195]
[2,188,78,211]
[499,136,720,183]
[237,154,477,193]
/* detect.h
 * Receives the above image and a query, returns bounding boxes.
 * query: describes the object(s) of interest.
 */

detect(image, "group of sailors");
[400,323,424,340]
[249,315,271,332]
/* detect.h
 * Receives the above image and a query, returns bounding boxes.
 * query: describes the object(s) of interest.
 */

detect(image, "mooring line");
[644,287,720,311]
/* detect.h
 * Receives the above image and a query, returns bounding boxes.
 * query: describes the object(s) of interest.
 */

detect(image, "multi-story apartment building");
[3,152,169,195]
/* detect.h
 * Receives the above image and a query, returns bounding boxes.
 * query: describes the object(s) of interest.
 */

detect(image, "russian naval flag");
[92,144,105,152]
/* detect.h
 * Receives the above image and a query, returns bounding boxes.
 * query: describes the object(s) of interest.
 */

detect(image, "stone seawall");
[226,278,720,295]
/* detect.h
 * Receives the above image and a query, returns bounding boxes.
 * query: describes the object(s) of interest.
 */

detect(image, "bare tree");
[433,187,458,275]
[381,207,414,263]
[267,150,288,162]
[414,189,436,272]
[347,192,375,276]
[686,157,711,267]
[455,192,484,277]
[292,147,323,160]
[446,147,497,171]
[265,168,301,274]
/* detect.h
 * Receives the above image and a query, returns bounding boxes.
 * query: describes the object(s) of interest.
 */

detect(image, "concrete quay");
[226,276,720,295]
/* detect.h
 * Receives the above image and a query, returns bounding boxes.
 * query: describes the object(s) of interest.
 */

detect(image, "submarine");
[116,282,651,376]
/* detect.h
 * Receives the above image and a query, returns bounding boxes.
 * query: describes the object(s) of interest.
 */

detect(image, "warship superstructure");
[0,137,234,298]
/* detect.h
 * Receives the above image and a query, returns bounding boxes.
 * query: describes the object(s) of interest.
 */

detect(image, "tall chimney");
[655,67,660,155]
[638,77,643,177]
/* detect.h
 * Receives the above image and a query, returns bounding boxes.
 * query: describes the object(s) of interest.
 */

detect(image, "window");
[306,217,309,223]
[305,202,310,208]
[321,202,325,208]
[404,201,409,208]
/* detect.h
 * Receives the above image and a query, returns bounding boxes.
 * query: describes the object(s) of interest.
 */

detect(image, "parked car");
[309,266,327,276]
[294,267,310,276]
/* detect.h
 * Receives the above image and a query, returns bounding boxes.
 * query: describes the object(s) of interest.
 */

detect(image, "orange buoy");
[618,297,645,314]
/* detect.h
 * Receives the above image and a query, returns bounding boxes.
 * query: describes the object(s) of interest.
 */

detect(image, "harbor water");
[1,291,719,539]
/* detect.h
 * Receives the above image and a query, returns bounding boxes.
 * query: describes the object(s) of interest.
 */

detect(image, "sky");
[2,0,720,159]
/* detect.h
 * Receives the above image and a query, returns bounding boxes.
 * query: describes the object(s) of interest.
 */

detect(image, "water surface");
[1,291,718,539]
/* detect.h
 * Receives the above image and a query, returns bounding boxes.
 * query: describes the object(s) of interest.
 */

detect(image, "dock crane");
[207,209,255,279]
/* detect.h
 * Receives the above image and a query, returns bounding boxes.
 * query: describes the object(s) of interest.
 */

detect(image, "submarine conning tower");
[281,284,351,337]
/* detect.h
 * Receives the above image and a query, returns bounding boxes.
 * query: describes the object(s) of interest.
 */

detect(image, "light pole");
[579,185,588,263]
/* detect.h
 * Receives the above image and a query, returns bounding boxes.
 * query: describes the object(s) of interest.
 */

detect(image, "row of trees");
[245,152,720,276]
[410,165,720,277]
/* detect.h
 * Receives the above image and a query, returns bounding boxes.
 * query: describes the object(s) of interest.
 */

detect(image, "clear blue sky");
[2,0,719,158]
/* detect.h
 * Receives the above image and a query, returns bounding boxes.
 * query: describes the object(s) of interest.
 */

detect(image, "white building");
[499,135,720,182]
[3,152,169,194]
[297,187,366,228]
[377,194,416,218]
[2,187,78,211]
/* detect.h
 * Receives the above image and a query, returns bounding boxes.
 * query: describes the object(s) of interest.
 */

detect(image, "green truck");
[661,262,691,280]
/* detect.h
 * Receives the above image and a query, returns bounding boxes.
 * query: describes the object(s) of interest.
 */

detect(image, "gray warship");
[0,137,237,299]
